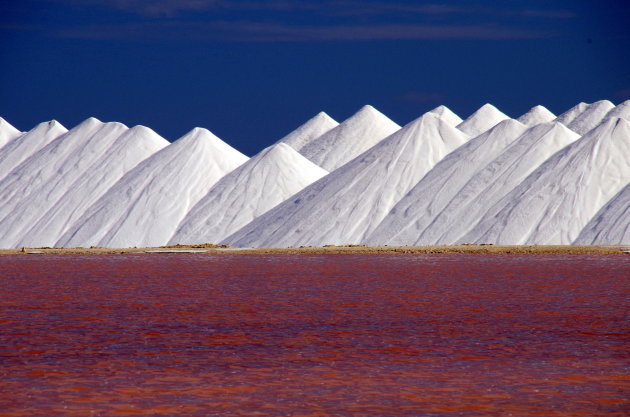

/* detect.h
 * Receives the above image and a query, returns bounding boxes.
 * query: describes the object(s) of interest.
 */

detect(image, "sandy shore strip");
[0,243,628,255]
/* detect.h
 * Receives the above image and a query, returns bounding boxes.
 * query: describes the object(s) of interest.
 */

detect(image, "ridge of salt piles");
[0,100,628,248]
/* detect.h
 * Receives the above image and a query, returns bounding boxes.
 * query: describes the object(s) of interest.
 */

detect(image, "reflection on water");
[1,254,628,416]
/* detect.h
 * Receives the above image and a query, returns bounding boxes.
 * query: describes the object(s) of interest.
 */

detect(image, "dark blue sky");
[1,0,629,155]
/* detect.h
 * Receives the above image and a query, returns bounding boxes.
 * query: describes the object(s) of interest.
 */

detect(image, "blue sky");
[1,0,629,155]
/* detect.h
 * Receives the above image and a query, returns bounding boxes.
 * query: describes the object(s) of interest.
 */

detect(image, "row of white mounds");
[58,128,248,248]
[0,98,628,248]
[227,110,469,247]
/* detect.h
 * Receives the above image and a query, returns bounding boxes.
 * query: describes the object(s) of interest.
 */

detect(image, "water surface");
[1,254,628,416]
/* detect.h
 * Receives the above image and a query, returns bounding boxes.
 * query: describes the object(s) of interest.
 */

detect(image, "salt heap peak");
[225,112,469,248]
[555,102,589,126]
[461,117,630,245]
[0,120,68,182]
[276,112,338,152]
[366,118,528,246]
[574,184,629,245]
[456,103,510,136]
[17,125,169,248]
[0,117,23,148]
[604,100,630,122]
[517,105,556,126]
[298,105,401,171]
[0,116,106,220]
[435,122,579,244]
[57,127,248,248]
[375,121,580,246]
[169,143,328,245]
[0,119,129,248]
[428,105,463,126]
[566,100,615,135]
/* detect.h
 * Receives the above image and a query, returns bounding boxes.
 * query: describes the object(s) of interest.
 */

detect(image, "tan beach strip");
[0,244,627,255]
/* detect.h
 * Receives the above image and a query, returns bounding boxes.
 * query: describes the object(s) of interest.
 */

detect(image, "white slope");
[0,120,68,182]
[555,102,589,126]
[456,103,510,136]
[0,117,23,148]
[169,143,328,245]
[0,118,128,248]
[17,126,169,248]
[224,112,469,248]
[574,184,629,245]
[428,105,463,126]
[434,122,579,244]
[275,112,338,152]
[57,128,248,248]
[566,100,615,135]
[298,105,401,171]
[517,105,556,126]
[372,122,580,246]
[461,117,630,245]
[366,119,529,246]
[605,100,630,121]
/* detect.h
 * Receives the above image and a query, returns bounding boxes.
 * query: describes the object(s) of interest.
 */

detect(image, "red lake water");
[0,254,629,416]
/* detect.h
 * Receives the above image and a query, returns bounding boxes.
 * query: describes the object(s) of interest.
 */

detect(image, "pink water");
[1,254,629,416]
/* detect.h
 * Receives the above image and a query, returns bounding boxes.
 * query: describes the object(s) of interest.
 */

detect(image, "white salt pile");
[0,99,627,249]
[555,102,589,126]
[57,128,247,248]
[0,118,128,248]
[0,117,22,149]
[170,143,328,245]
[431,122,579,244]
[299,105,400,170]
[0,120,68,182]
[605,100,630,121]
[275,112,338,152]
[461,117,629,244]
[574,184,629,245]
[366,118,529,246]
[517,105,556,126]
[17,125,169,248]
[225,111,468,248]
[456,103,509,136]
[428,105,463,126]
[566,100,615,135]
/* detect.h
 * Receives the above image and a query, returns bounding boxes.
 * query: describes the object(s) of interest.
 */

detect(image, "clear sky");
[1,0,629,155]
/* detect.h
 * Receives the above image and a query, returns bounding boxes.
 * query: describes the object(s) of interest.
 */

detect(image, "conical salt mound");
[57,128,248,248]
[371,121,580,246]
[299,105,400,171]
[0,118,128,248]
[517,105,556,126]
[428,105,463,126]
[461,117,630,245]
[276,112,338,152]
[225,112,469,248]
[366,119,529,246]
[566,100,615,135]
[17,125,169,248]
[574,184,629,244]
[169,143,328,245]
[0,117,106,210]
[0,117,22,149]
[0,120,68,182]
[555,102,589,126]
[604,100,630,122]
[433,122,579,244]
[456,103,510,136]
